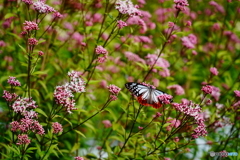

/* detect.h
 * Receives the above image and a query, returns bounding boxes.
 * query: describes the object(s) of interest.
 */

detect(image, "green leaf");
[18,44,27,53]
[4,13,16,19]
[35,108,48,118]
[74,130,86,138]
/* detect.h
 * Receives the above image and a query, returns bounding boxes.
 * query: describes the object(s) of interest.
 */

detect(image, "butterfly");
[125,82,173,109]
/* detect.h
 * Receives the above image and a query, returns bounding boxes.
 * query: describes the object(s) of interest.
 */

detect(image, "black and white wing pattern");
[125,82,171,108]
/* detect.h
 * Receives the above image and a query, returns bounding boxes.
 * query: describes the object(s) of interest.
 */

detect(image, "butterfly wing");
[125,82,165,108]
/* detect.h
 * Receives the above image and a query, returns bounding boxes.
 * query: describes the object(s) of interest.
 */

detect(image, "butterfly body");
[125,82,172,108]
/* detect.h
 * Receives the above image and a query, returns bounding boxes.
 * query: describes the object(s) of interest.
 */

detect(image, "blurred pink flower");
[234,90,240,98]
[33,0,56,14]
[2,90,18,102]
[174,0,189,11]
[102,120,112,128]
[115,0,141,16]
[117,20,127,29]
[38,51,44,56]
[124,51,145,64]
[209,1,225,14]
[138,126,143,130]
[74,157,84,160]
[181,34,197,49]
[210,67,219,76]
[22,0,33,5]
[211,86,220,101]
[167,84,185,95]
[95,46,108,55]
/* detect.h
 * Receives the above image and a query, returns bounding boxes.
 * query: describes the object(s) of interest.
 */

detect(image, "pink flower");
[124,51,145,64]
[23,21,39,31]
[138,126,143,130]
[153,112,162,118]
[109,95,118,101]
[173,137,180,142]
[107,84,121,95]
[115,0,141,16]
[234,90,240,98]
[97,56,107,63]
[126,16,147,33]
[181,34,197,49]
[12,97,38,114]
[168,21,175,28]
[23,110,38,119]
[16,134,31,145]
[201,85,213,94]
[7,76,21,86]
[102,120,112,128]
[67,71,86,93]
[166,118,181,131]
[33,1,56,14]
[22,0,33,5]
[186,20,192,27]
[158,94,173,104]
[3,90,18,102]
[28,38,38,45]
[209,1,225,14]
[117,20,127,29]
[38,51,44,56]
[212,23,220,30]
[74,157,84,160]
[211,86,220,101]
[52,122,63,134]
[53,12,63,19]
[95,46,108,55]
[167,84,185,95]
[210,67,218,76]
[10,121,19,131]
[174,0,189,11]
[192,50,198,55]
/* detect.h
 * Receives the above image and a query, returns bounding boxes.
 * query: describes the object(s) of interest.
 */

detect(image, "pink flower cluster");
[12,97,38,114]
[16,134,31,145]
[172,99,207,138]
[23,21,39,32]
[7,76,21,86]
[181,34,197,49]
[11,118,45,135]
[22,0,33,5]
[54,71,85,113]
[167,84,185,95]
[166,117,181,131]
[117,20,127,29]
[201,85,213,94]
[145,53,170,77]
[115,0,141,16]
[124,51,145,64]
[2,90,18,102]
[95,46,108,63]
[107,84,121,101]
[28,38,38,46]
[52,122,63,134]
[74,157,84,160]
[127,16,147,33]
[33,0,56,14]
[95,45,108,55]
[158,94,173,104]
[210,67,219,76]
[234,90,240,98]
[174,0,189,11]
